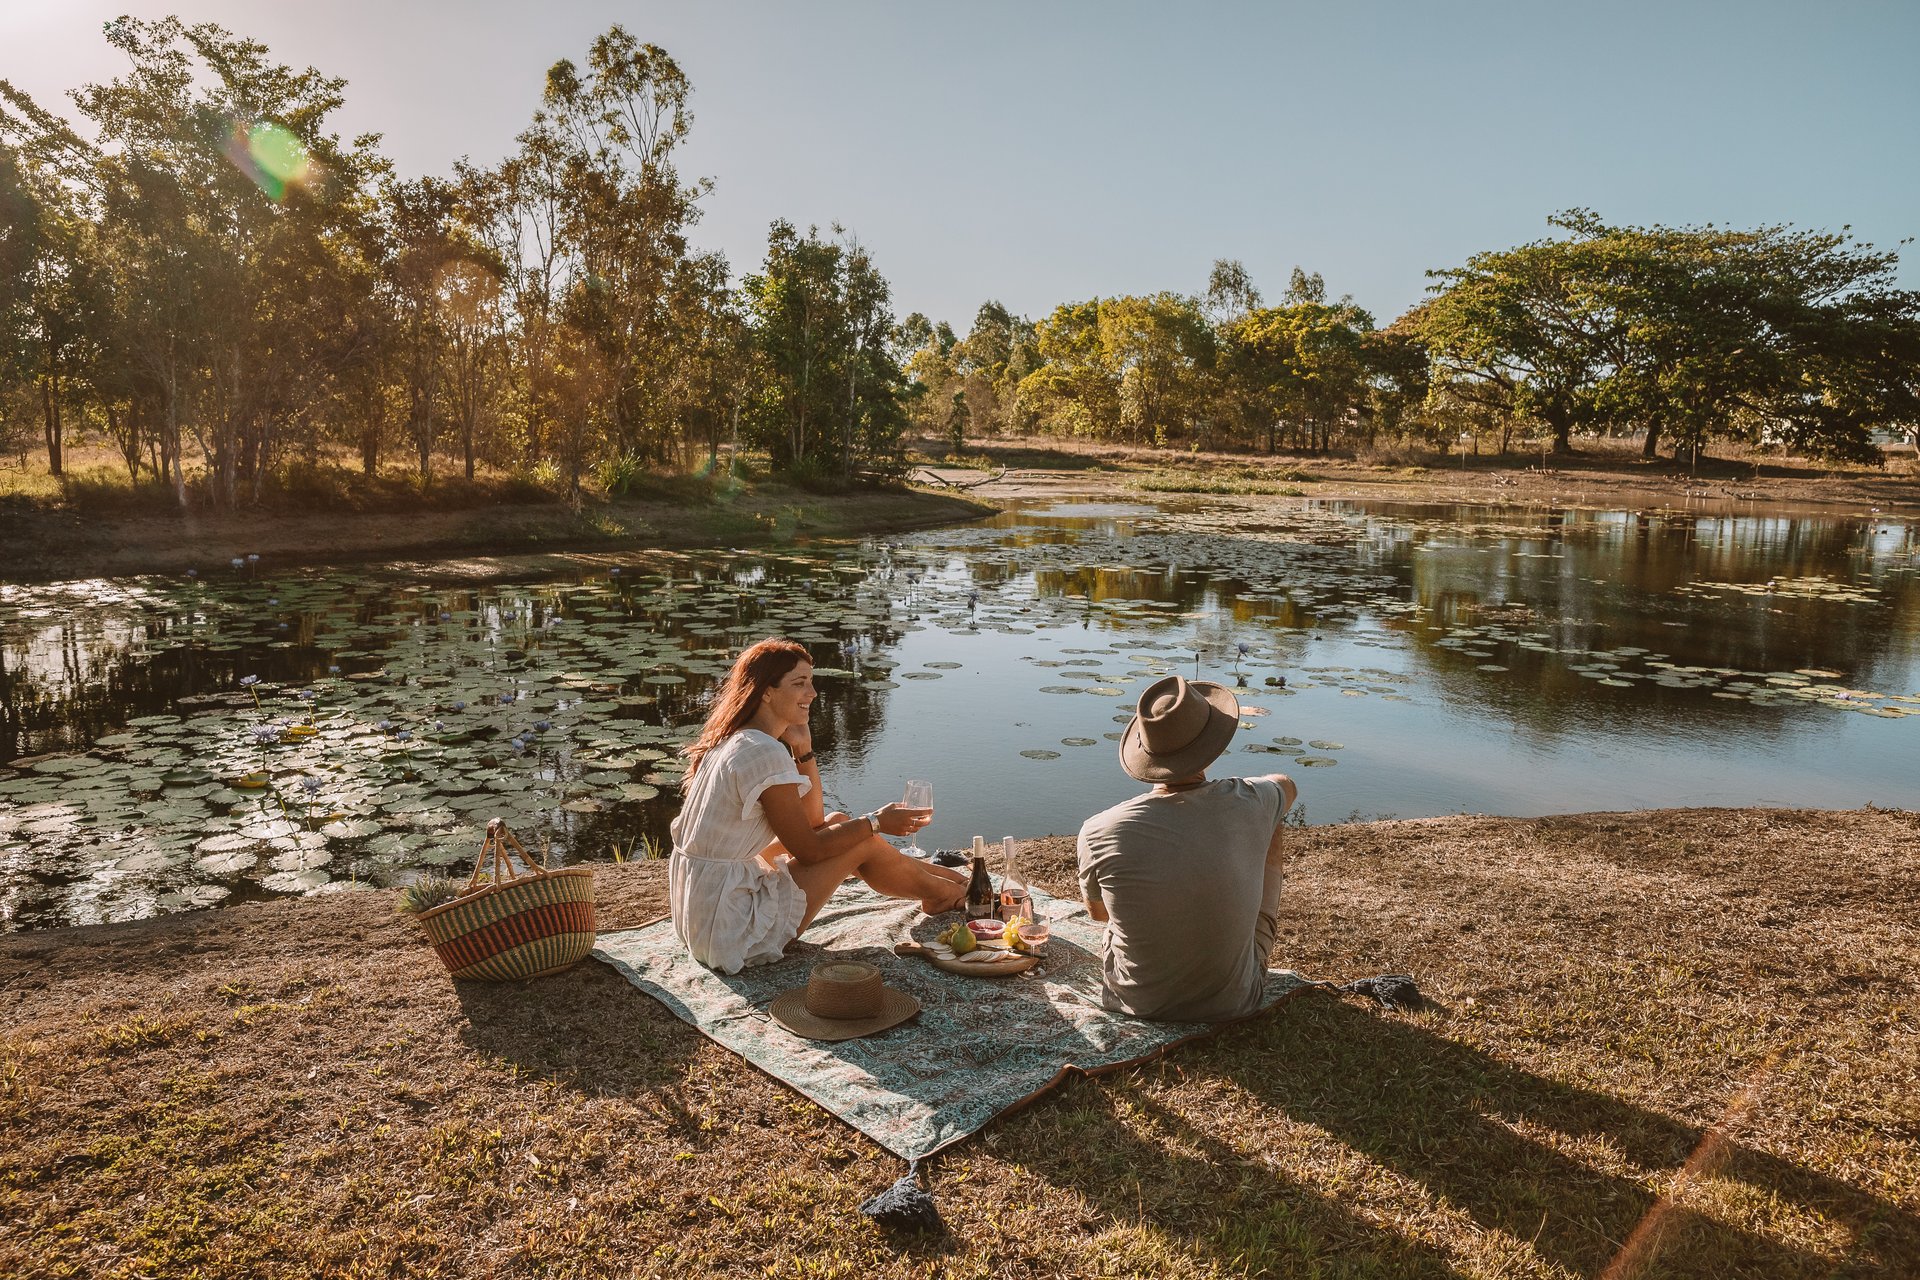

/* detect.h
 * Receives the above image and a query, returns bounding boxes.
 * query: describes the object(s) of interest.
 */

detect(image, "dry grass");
[2,807,1915,1277]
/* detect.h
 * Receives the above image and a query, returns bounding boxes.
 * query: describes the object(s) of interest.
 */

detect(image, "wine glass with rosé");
[900,779,933,858]
[1018,896,1051,950]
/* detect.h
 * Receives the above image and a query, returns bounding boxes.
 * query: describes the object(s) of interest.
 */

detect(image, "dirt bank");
[3,806,1914,1278]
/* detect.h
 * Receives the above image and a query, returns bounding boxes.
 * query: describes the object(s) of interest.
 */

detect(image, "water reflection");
[2,496,1917,932]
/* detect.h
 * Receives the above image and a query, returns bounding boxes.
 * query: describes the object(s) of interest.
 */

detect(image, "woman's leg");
[780,813,968,930]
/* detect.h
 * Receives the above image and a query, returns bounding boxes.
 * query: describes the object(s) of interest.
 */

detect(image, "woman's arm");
[777,726,828,826]
[759,784,921,865]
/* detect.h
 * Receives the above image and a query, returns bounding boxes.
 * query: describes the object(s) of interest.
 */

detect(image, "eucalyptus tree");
[742,220,908,475]
[1024,299,1119,438]
[663,248,752,472]
[0,92,113,478]
[67,17,382,505]
[540,27,708,467]
[1219,290,1374,453]
[1103,293,1216,446]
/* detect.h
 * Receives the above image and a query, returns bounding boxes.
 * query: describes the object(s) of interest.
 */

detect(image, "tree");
[1418,211,1920,461]
[541,28,707,467]
[64,17,383,505]
[1419,224,1618,453]
[1219,285,1373,453]
[742,221,909,476]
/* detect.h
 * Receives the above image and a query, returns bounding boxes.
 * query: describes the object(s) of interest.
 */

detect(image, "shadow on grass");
[451,958,701,1096]
[1021,992,1916,1278]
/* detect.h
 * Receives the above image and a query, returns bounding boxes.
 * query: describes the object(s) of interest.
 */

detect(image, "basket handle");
[463,818,552,893]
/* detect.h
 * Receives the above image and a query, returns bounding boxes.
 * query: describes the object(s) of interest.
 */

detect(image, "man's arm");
[1076,831,1109,921]
[1258,773,1296,922]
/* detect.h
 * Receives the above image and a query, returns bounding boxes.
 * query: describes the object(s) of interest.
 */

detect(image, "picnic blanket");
[591,883,1310,1160]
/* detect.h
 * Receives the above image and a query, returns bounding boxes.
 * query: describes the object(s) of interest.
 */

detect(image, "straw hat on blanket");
[770,960,920,1041]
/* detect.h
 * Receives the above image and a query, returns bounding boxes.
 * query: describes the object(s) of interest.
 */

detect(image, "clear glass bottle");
[998,835,1032,925]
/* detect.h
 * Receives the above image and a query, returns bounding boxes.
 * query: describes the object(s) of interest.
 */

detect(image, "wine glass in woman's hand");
[901,779,933,857]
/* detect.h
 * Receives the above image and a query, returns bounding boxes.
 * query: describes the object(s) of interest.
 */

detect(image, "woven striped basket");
[418,818,597,981]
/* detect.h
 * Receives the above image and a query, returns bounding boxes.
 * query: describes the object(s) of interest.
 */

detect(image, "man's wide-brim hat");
[769,960,920,1041]
[1119,675,1241,782]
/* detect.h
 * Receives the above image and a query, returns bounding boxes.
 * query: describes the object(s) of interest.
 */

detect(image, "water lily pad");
[1296,757,1338,767]
[1307,741,1344,751]
[260,868,331,893]
[195,849,258,876]
[1019,749,1061,760]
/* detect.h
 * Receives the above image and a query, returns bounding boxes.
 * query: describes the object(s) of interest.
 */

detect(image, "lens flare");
[223,120,313,201]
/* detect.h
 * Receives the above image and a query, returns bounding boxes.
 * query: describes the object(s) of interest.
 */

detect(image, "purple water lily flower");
[239,674,260,687]
[534,719,551,732]
[299,776,322,794]
[451,701,466,712]
[394,729,412,743]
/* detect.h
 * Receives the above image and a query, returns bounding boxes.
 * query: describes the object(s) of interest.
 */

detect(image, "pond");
[3,495,1917,931]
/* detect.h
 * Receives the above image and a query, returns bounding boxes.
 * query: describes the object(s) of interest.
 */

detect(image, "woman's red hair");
[682,637,813,780]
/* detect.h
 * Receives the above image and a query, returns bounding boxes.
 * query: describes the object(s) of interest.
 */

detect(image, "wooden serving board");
[928,950,1040,978]
[894,939,1042,978]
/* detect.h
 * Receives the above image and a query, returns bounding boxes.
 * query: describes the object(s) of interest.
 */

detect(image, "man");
[1076,675,1297,1022]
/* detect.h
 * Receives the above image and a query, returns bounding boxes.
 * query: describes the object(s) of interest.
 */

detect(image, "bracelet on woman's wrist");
[860,811,880,836]
[792,749,816,766]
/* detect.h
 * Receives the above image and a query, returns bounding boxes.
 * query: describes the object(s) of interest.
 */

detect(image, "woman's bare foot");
[918,863,969,915]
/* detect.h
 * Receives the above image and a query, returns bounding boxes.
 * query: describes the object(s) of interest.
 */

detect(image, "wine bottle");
[965,853,995,921]
[999,835,1032,924]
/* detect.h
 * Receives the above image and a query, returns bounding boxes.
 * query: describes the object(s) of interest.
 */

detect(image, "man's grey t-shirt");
[1076,777,1284,1022]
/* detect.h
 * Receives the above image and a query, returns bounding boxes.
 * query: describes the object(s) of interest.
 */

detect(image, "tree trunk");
[41,367,62,477]
[1547,410,1572,454]
[1641,420,1663,459]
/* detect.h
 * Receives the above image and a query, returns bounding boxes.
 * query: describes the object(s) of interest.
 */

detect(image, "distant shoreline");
[3,441,1916,585]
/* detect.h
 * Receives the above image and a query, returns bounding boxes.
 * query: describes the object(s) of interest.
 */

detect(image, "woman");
[669,637,968,973]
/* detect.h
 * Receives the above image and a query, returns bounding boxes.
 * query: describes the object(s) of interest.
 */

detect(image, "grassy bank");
[0,470,993,583]
[2,807,1914,1278]
[938,434,1920,517]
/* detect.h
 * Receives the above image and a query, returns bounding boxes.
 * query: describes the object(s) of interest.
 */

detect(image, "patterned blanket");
[591,883,1309,1159]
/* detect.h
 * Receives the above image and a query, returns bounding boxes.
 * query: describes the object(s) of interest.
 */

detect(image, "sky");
[5,1,1916,333]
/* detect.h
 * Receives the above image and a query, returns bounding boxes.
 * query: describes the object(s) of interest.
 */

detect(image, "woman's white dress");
[668,729,812,973]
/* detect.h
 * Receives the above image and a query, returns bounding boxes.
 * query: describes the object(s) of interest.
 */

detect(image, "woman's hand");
[870,803,931,838]
[778,722,813,759]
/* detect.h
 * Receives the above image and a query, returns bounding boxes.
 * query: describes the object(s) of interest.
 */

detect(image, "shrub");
[594,452,648,497]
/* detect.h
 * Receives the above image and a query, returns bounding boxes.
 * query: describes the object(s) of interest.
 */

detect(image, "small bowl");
[966,919,1004,940]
